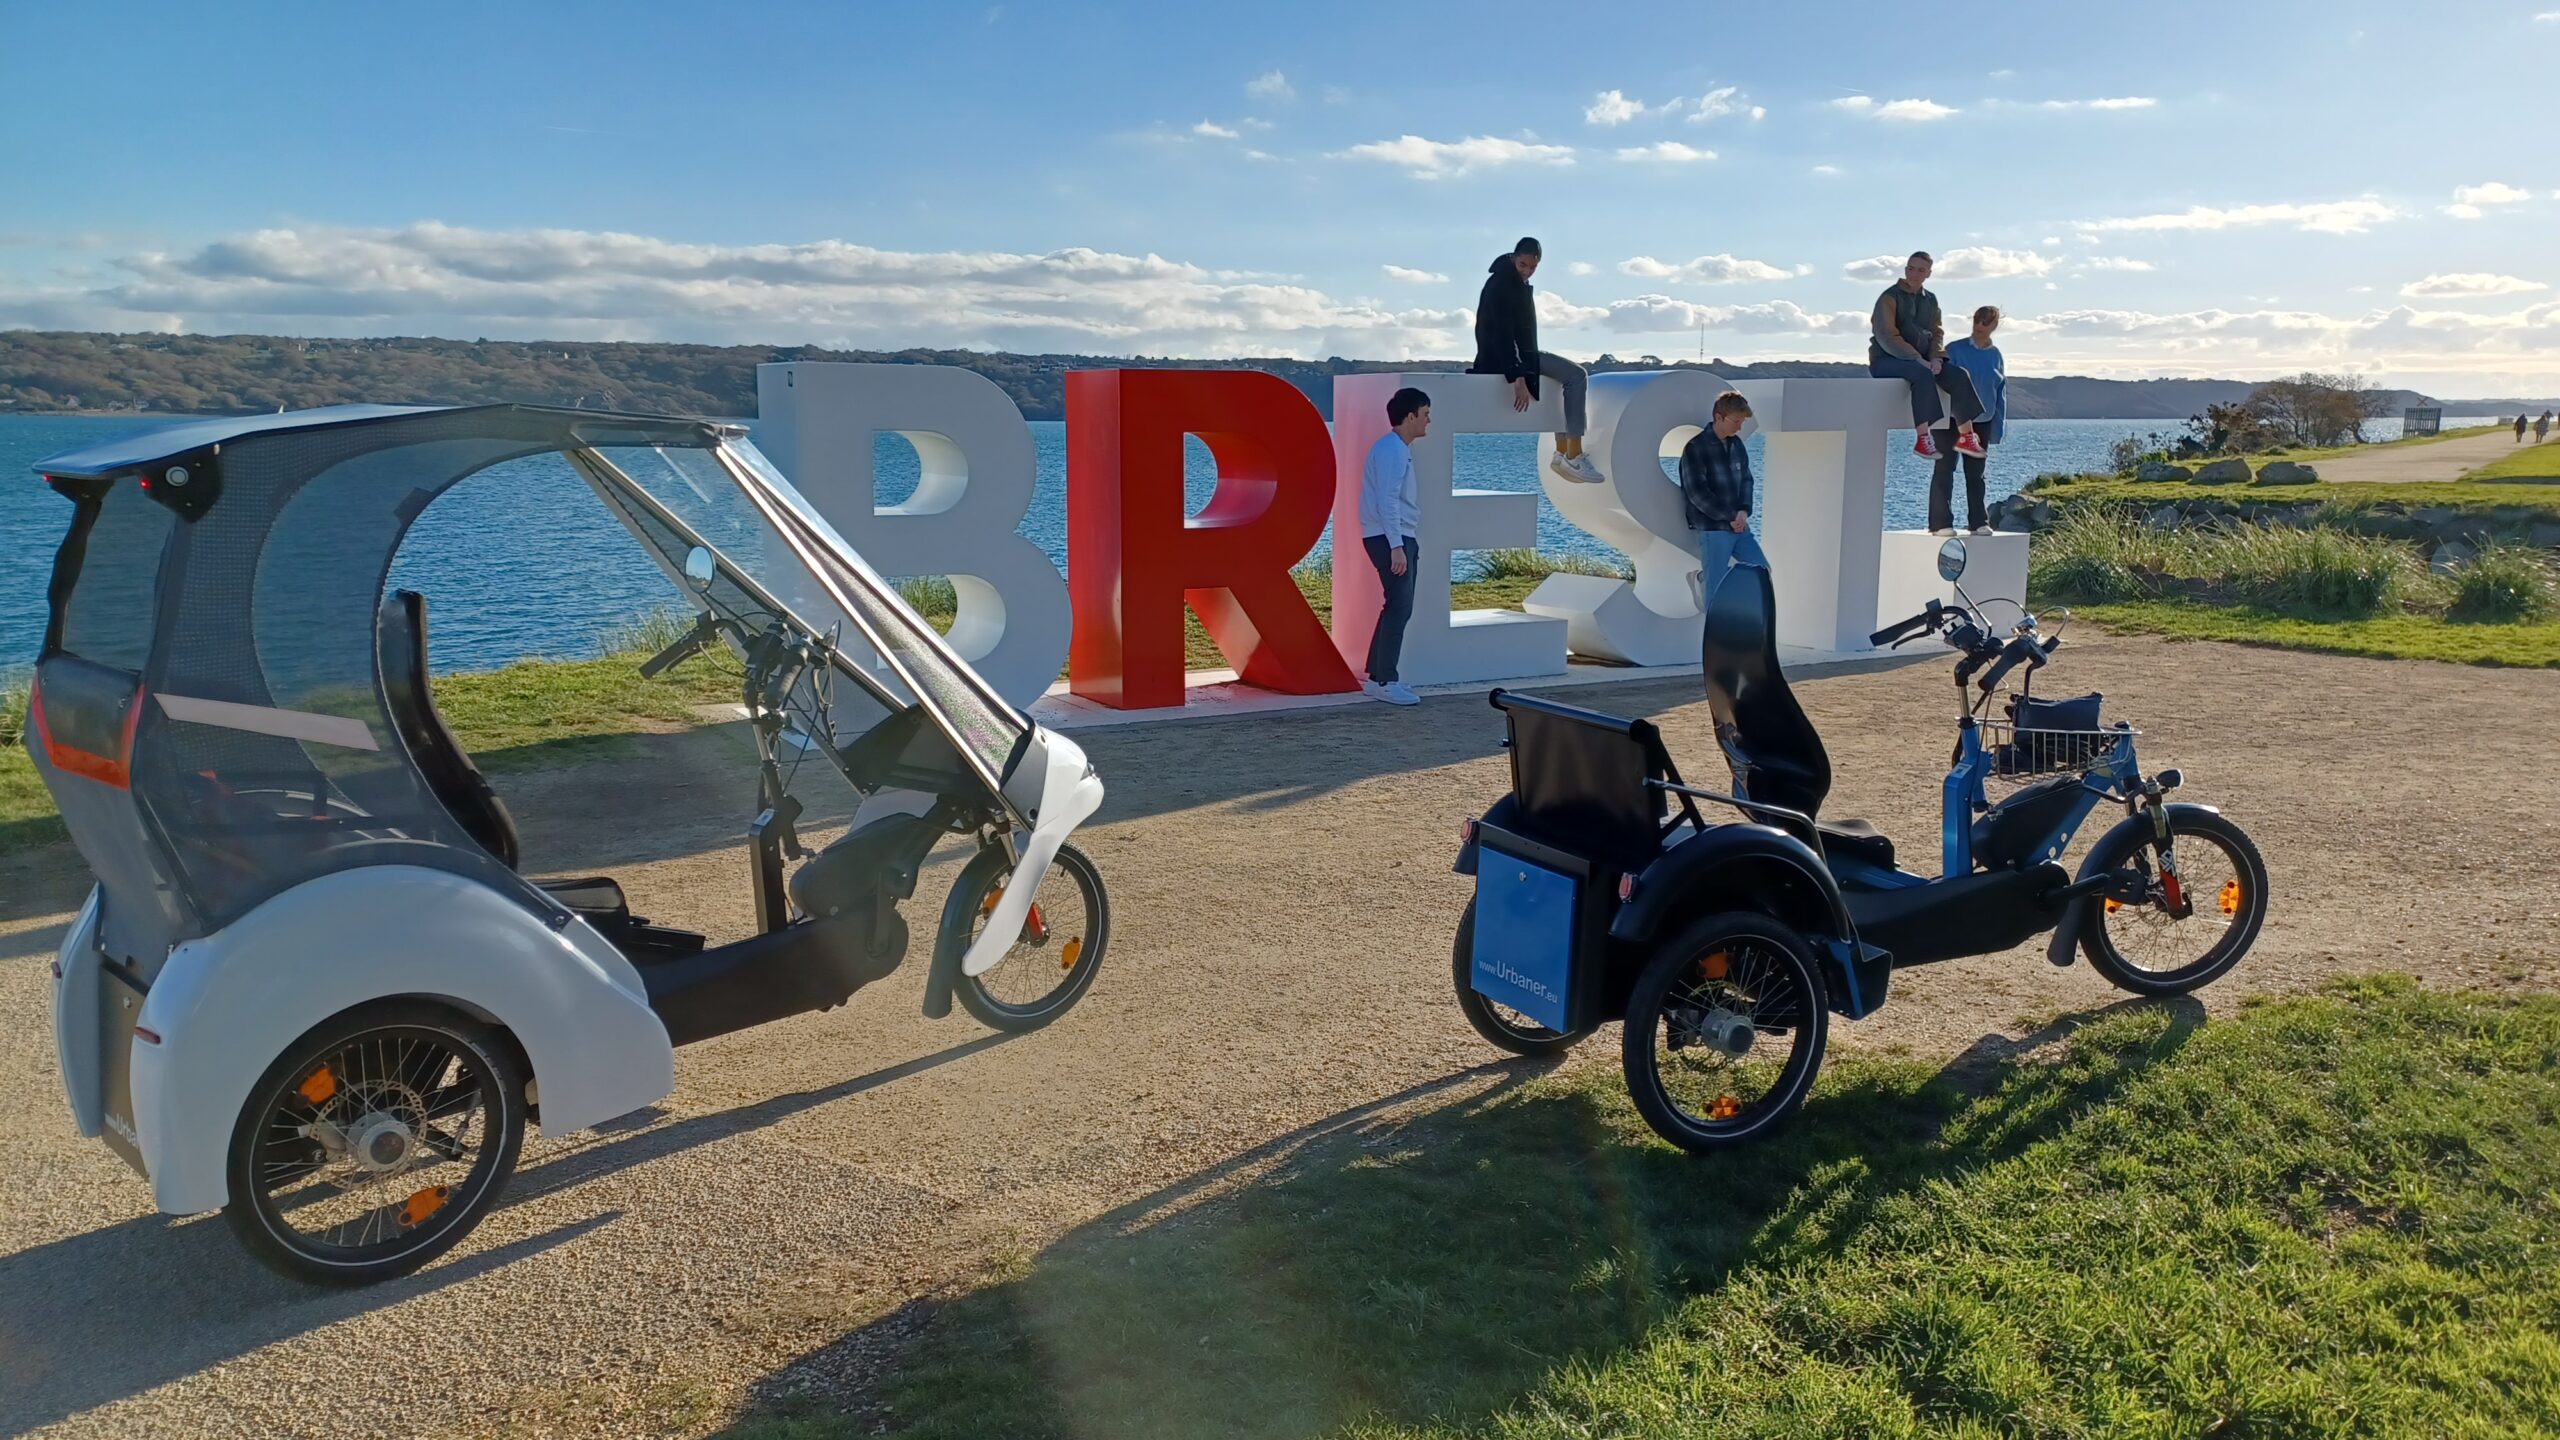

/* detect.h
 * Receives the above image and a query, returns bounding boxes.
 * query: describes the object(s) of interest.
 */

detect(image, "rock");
[2136,460,2193,483]
[2256,461,2319,485]
[2412,506,2456,528]
[2430,538,2477,574]
[2190,458,2252,485]
[2144,504,2184,531]
[2531,522,2560,550]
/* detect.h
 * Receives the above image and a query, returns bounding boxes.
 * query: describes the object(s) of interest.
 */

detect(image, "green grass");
[2023,475,2560,523]
[721,979,2560,1440]
[2461,443,2560,484]
[2069,603,2560,668]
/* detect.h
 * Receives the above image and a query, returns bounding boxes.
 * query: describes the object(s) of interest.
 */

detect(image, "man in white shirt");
[1358,387,1431,705]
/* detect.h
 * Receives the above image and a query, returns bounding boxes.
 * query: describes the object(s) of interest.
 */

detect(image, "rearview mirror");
[683,546,715,593]
[1936,536,1968,582]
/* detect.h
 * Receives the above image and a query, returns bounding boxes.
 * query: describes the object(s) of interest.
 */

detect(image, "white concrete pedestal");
[1877,529,2029,632]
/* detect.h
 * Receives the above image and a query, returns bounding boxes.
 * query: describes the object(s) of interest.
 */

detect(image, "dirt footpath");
[1,632,2554,1438]
[2317,426,2555,482]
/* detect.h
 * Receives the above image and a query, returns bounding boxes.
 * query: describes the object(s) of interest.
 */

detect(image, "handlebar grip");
[1976,636,2035,693]
[638,629,707,680]
[1867,598,1943,648]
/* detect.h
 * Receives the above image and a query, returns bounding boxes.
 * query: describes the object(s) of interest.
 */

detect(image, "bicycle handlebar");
[1975,633,2043,693]
[1868,598,1944,648]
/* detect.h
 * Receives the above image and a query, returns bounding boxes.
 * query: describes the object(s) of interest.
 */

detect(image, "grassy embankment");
[718,978,2560,1440]
[0,554,1622,856]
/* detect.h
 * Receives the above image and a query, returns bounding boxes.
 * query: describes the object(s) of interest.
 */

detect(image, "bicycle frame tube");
[1942,726,2146,877]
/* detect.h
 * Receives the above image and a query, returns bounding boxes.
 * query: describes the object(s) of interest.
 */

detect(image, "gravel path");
[2,632,2555,1438]
[2317,427,2556,482]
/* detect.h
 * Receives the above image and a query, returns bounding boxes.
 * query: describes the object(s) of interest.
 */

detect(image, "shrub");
[2200,524,2418,618]
[2105,435,2147,474]
[2447,543,2559,624]
[1462,548,1630,582]
[597,609,703,657]
[2026,509,2169,603]
[892,575,960,617]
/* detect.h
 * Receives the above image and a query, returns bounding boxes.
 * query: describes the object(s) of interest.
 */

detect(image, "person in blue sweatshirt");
[1931,305,2007,535]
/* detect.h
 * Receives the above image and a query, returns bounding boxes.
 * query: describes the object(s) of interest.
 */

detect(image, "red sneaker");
[1953,429,1987,458]
[1914,429,1938,458]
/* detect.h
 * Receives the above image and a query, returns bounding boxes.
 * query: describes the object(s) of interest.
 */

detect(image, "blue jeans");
[1362,533,1416,682]
[1868,353,1987,430]
[1695,526,1768,594]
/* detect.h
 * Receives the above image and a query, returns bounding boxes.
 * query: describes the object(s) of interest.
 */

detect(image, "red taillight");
[27,676,144,790]
[1458,819,1477,844]
[1618,873,1637,901]
[133,1025,162,1045]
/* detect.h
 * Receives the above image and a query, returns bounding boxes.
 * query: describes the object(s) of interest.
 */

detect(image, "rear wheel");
[2080,808,2268,996]
[224,1000,526,1286]
[1621,913,1828,1152]
[948,842,1110,1032]
[1451,900,1590,1057]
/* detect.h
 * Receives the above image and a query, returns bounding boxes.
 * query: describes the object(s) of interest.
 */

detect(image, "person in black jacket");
[1468,237,1603,484]
[1676,390,1767,605]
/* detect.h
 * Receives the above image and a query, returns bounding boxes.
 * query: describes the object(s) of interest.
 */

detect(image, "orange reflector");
[1701,951,1729,981]
[1708,1095,1740,1121]
[2219,879,2242,917]
[980,884,1004,916]
[1061,936,1084,971]
[298,1065,337,1106]
[2103,897,2121,914]
[401,1185,451,1228]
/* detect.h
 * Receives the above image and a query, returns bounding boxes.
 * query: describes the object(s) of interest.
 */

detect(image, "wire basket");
[1975,717,2135,784]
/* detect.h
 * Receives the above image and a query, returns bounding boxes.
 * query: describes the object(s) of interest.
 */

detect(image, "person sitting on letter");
[1468,236,1603,485]
[1867,250,1989,462]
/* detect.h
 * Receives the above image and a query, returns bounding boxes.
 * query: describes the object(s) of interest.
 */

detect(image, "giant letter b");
[1066,370,1355,709]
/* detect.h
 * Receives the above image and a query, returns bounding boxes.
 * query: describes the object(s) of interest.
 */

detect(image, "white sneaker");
[1383,681,1420,705]
[1930,526,1957,537]
[1970,525,1995,536]
[1549,451,1605,484]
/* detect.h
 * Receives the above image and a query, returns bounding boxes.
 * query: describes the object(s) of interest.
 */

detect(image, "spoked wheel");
[224,1001,526,1286]
[944,842,1110,1032]
[1451,900,1590,1057]
[1622,913,1828,1152]
[2081,808,2268,996]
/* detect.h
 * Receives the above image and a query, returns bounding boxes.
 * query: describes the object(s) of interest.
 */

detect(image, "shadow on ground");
[724,993,2204,1440]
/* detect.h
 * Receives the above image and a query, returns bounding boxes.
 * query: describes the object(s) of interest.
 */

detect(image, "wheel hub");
[1690,1007,1756,1057]
[345,1111,418,1175]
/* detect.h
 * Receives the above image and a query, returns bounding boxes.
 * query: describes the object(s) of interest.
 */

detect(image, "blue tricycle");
[1451,536,2267,1152]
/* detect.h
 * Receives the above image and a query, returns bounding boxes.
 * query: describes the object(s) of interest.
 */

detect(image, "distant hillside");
[0,329,2484,424]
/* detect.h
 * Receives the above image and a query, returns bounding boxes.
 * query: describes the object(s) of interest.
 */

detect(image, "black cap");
[1514,236,1542,257]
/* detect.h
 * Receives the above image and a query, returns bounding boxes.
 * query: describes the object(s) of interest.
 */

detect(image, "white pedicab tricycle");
[24,404,1109,1284]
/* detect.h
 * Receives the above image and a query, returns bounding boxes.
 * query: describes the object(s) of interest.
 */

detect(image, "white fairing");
[53,885,105,1138]
[124,866,675,1216]
[961,727,1105,978]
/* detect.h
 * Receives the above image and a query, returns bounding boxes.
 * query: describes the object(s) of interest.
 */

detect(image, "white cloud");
[1335,134,1575,178]
[2538,10,2560,20]
[1597,296,1862,335]
[1191,120,1238,140]
[2452,181,2532,207]
[2401,272,2546,298]
[1619,253,1803,284]
[1584,89,1648,126]
[1830,95,1957,122]
[1843,247,2059,282]
[0,221,1474,360]
[2042,236,2062,245]
[1245,70,1295,102]
[2082,198,2401,235]
[1568,261,1596,276]
[2083,256,2156,272]
[2039,96,2157,111]
[1810,164,1843,177]
[1615,142,1717,163]
[1380,264,1448,284]
[1242,149,1279,162]
[1686,86,1749,122]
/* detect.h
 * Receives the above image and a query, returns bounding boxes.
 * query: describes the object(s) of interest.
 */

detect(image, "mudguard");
[1609,821,1854,946]
[120,865,674,1216]
[1451,794,1525,876]
[2045,801,2224,965]
[52,885,104,1137]
[964,727,1103,979]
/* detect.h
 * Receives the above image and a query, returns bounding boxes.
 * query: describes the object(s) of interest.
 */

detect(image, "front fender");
[127,865,675,1216]
[2045,801,2224,964]
[1609,822,1853,946]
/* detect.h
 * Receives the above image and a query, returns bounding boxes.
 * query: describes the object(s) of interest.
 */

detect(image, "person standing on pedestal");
[1867,250,1989,462]
[1468,236,1603,485]
[1932,305,2007,535]
[1677,390,1768,606]
[1357,386,1432,706]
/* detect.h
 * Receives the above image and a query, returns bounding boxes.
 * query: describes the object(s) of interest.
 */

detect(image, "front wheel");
[944,842,1110,1032]
[223,1000,526,1286]
[2080,806,2268,996]
[1621,913,1829,1152]
[1451,900,1591,1057]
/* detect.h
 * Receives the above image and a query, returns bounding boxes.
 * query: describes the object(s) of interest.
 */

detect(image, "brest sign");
[753,361,2019,711]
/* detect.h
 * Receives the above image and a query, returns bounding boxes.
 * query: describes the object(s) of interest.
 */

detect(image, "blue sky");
[4,0,2555,395]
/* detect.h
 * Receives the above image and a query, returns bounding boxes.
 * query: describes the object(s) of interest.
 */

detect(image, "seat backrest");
[1494,690,1671,867]
[378,589,522,870]
[1701,563,1830,819]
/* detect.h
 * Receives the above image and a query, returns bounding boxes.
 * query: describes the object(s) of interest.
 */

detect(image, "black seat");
[1701,564,1893,867]
[378,588,522,870]
[1492,690,1685,872]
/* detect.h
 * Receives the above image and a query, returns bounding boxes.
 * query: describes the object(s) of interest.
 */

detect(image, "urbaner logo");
[1478,957,1559,1006]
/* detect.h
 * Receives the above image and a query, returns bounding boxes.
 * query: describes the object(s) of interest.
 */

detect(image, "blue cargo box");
[1469,824,1603,1035]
